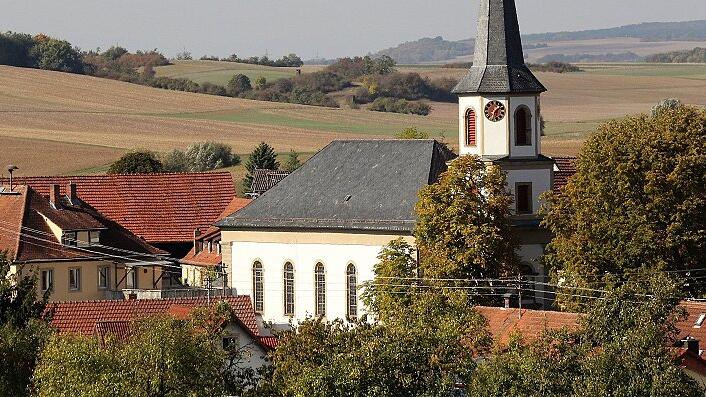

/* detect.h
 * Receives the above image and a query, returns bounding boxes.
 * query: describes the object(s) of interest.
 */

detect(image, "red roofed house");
[47,296,275,371]
[1,172,236,258]
[181,197,251,289]
[477,304,706,386]
[0,183,175,302]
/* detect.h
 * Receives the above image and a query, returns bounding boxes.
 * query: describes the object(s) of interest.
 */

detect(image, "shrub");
[289,88,339,108]
[108,151,164,174]
[369,97,431,116]
[162,149,190,173]
[184,142,240,171]
[292,71,348,93]
[150,77,200,92]
[199,82,227,96]
[30,37,84,73]
[528,61,581,73]
[226,74,252,97]
[396,127,430,139]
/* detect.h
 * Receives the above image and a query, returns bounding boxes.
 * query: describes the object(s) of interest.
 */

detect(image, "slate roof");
[453,0,546,95]
[218,140,456,233]
[0,185,165,262]
[2,173,235,243]
[251,169,291,196]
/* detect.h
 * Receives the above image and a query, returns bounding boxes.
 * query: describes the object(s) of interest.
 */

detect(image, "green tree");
[0,252,50,397]
[184,141,241,172]
[30,37,84,73]
[102,46,128,61]
[108,151,164,174]
[281,150,301,172]
[227,74,253,97]
[33,310,235,397]
[161,149,189,173]
[467,273,703,397]
[395,127,430,140]
[542,107,706,304]
[416,155,520,283]
[243,142,279,193]
[255,76,267,90]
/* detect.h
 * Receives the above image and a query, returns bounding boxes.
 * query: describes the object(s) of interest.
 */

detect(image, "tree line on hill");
[646,47,706,63]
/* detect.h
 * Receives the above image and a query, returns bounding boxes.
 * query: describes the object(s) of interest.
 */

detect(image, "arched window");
[465,108,477,147]
[515,106,532,146]
[346,264,358,321]
[252,262,264,313]
[314,263,326,317]
[284,262,295,316]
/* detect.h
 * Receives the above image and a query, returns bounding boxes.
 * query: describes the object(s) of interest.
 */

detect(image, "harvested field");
[3,63,706,176]
[154,60,323,86]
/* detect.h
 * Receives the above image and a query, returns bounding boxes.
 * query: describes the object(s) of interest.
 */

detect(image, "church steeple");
[452,0,546,95]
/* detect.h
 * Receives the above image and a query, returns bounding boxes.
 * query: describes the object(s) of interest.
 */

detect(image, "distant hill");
[645,47,706,63]
[524,20,706,43]
[375,36,473,64]
[374,20,706,64]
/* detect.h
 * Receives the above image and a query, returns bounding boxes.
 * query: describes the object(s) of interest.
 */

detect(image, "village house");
[0,183,173,301]
[46,296,277,372]
[218,0,577,326]
[475,301,706,389]
[3,172,236,258]
[181,197,251,289]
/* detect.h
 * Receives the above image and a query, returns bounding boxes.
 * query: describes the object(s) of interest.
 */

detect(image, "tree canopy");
[244,142,280,193]
[542,106,706,303]
[107,151,164,174]
[0,252,50,397]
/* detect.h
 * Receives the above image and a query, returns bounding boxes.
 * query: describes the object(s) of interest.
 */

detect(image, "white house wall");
[505,168,552,215]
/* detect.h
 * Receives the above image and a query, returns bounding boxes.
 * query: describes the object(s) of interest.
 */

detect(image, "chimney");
[194,228,202,253]
[684,338,700,355]
[49,184,61,208]
[68,182,78,204]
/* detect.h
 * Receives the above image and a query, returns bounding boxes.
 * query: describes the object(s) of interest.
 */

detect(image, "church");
[219,0,568,326]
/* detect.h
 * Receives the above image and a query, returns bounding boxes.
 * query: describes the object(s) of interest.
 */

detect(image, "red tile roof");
[48,296,260,337]
[3,173,235,243]
[676,301,706,358]
[0,186,164,262]
[180,197,251,267]
[552,156,577,193]
[476,306,582,346]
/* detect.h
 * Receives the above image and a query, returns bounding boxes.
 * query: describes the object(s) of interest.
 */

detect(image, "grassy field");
[154,60,322,86]
[3,63,706,180]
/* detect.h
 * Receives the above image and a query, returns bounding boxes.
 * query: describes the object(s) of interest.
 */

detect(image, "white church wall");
[509,96,539,158]
[505,168,552,215]
[224,231,413,326]
[481,96,511,156]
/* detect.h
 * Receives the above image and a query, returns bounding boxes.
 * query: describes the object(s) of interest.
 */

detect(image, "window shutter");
[466,109,477,146]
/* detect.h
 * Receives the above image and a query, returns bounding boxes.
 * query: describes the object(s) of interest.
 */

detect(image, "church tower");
[453,0,553,219]
[454,0,555,306]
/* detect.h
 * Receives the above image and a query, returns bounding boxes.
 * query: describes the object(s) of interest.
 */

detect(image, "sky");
[2,0,706,59]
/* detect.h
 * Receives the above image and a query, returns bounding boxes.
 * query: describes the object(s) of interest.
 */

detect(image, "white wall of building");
[505,168,552,216]
[228,234,408,326]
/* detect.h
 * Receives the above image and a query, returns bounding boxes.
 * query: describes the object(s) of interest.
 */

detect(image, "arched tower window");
[515,106,532,146]
[346,264,358,321]
[283,262,295,316]
[314,263,326,317]
[252,262,264,313]
[465,108,477,147]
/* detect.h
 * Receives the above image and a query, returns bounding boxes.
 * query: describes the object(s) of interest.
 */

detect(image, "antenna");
[7,165,18,191]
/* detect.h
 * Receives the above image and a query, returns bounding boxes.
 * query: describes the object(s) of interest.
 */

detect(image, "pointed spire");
[453,0,546,95]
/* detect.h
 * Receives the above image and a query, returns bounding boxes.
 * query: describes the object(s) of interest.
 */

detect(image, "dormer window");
[62,232,78,247]
[695,313,706,328]
[89,231,100,245]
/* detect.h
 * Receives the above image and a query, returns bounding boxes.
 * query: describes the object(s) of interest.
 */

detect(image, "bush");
[150,77,200,92]
[289,88,339,107]
[0,32,36,67]
[199,82,227,96]
[528,61,581,73]
[108,151,164,174]
[162,149,190,172]
[325,56,396,79]
[369,97,431,116]
[396,127,430,139]
[292,71,349,93]
[30,37,84,73]
[226,74,252,97]
[184,142,240,171]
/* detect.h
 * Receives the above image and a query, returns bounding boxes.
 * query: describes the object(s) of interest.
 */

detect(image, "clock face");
[484,101,506,122]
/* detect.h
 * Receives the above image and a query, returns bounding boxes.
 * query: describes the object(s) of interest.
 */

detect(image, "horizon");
[3,0,706,59]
